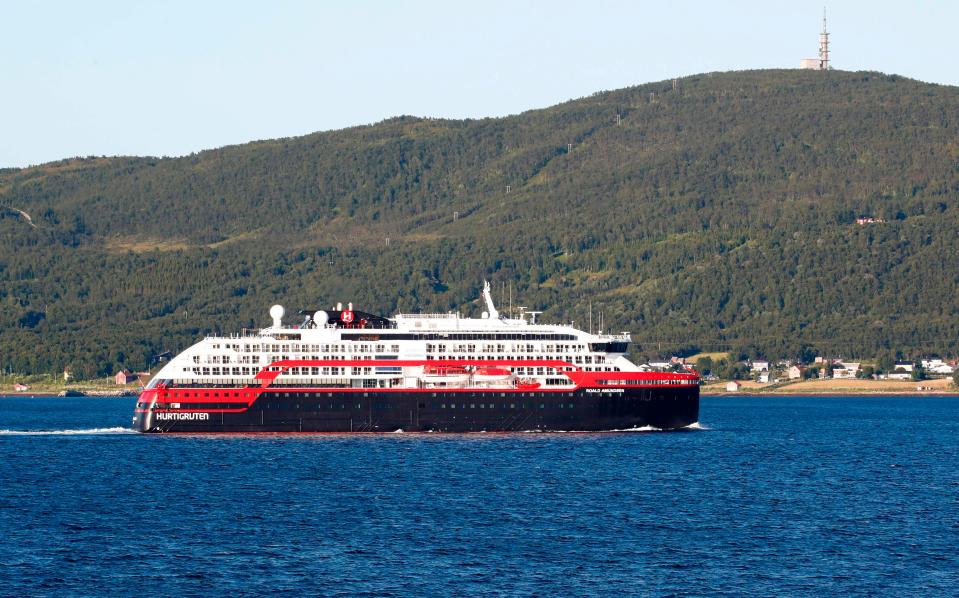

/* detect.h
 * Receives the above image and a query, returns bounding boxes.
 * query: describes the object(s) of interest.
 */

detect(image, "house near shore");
[750,360,770,372]
[115,370,151,386]
[726,381,741,392]
[921,359,955,375]
[13,383,30,392]
[832,362,860,379]
[788,365,806,380]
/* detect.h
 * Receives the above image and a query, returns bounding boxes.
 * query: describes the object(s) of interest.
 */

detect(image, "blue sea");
[0,396,957,596]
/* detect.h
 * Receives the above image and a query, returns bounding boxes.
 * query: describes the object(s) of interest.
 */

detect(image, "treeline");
[1,70,958,377]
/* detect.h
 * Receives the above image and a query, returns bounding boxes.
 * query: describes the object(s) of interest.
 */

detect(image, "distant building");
[115,370,135,385]
[856,217,884,225]
[894,362,914,373]
[832,362,861,379]
[726,381,741,392]
[750,361,770,373]
[63,369,72,382]
[758,372,770,384]
[921,359,955,375]
[788,365,806,380]
[13,383,30,392]
[800,10,830,70]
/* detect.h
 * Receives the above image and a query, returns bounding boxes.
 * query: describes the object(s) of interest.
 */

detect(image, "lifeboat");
[472,366,513,384]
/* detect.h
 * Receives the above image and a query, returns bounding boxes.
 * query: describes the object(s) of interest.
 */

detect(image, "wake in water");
[0,427,135,436]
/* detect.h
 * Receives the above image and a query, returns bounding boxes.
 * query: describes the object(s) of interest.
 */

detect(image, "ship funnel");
[482,280,499,319]
[348,302,353,311]
[269,304,285,328]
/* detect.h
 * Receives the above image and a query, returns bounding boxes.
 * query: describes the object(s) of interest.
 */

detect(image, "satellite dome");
[313,310,329,326]
[269,305,285,327]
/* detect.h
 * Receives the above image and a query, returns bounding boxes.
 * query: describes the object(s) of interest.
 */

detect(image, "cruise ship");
[133,282,699,433]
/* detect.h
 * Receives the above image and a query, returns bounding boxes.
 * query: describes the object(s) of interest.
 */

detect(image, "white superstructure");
[149,281,635,390]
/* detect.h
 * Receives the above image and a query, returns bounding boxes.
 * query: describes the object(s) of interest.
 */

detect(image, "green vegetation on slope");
[2,70,958,377]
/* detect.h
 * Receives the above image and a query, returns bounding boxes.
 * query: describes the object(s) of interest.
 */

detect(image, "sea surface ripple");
[0,396,957,596]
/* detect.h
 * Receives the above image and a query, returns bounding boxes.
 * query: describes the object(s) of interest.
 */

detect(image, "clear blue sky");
[2,0,956,168]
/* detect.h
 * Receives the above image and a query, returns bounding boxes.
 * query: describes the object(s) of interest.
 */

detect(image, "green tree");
[695,356,714,375]
[877,355,896,375]
[911,365,926,381]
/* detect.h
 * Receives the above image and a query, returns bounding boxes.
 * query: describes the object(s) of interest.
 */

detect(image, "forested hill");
[2,69,959,377]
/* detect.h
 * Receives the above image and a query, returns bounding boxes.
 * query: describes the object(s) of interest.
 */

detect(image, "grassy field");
[687,352,732,364]
[703,377,958,395]
[1,374,141,395]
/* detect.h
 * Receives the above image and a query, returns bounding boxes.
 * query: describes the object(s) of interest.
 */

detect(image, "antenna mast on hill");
[819,7,829,70]
[800,7,831,70]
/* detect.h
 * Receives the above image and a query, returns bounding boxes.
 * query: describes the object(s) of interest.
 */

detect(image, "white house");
[788,365,806,380]
[921,359,955,375]
[832,362,861,379]
[750,361,770,373]
[726,381,741,392]
[894,362,914,373]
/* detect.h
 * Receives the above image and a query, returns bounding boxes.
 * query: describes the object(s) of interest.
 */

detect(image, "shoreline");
[702,390,959,397]
[3,389,957,399]
[0,391,138,399]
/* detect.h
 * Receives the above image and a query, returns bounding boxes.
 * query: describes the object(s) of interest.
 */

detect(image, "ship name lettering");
[155,412,210,421]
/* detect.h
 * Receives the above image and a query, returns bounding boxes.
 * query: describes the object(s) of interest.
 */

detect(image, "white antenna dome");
[313,310,329,326]
[482,311,489,319]
[269,304,285,327]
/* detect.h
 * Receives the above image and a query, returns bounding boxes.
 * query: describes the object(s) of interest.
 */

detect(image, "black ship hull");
[134,385,699,433]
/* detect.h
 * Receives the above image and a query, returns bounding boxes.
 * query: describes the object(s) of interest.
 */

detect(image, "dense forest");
[2,69,958,378]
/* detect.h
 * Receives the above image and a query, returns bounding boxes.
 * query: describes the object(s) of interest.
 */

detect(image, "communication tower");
[818,8,829,69]
[800,8,830,70]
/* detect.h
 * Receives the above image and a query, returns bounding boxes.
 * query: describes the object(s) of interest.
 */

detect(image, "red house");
[115,370,135,385]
